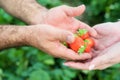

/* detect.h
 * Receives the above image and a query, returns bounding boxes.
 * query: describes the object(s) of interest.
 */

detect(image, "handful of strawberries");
[68,29,95,54]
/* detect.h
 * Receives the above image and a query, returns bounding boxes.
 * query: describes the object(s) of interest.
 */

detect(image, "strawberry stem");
[77,29,88,36]
[78,45,85,54]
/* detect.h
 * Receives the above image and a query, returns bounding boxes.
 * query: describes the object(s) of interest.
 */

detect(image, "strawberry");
[69,37,84,53]
[84,38,94,47]
[67,29,95,54]
[84,38,94,52]
[77,29,90,39]
[84,44,91,52]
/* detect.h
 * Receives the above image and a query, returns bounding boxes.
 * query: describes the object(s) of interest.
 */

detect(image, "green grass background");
[0,0,120,80]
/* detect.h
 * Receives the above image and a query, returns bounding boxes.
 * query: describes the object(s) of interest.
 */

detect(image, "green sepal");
[78,45,86,54]
[77,29,88,36]
[74,33,78,37]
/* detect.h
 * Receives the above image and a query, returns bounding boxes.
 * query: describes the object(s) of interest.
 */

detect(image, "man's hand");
[32,5,96,36]
[0,0,97,36]
[0,0,94,61]
[0,24,91,60]
[25,24,91,60]
[63,21,120,70]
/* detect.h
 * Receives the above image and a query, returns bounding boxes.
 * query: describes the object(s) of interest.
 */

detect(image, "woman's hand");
[63,21,120,70]
[88,42,120,70]
[93,22,120,50]
[25,24,91,60]
[64,42,120,70]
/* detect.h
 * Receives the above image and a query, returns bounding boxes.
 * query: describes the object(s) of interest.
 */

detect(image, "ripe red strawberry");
[84,38,94,47]
[84,44,91,52]
[77,29,90,39]
[84,38,95,52]
[67,29,95,54]
[69,37,84,53]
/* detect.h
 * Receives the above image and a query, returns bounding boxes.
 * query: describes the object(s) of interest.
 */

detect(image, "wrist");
[22,25,39,46]
[16,26,29,46]
[19,0,48,24]
[0,25,28,50]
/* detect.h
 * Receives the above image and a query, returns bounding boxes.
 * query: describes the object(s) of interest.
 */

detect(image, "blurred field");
[0,0,120,80]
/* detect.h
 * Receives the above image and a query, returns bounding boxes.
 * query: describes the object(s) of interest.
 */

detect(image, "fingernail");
[79,4,85,8]
[63,63,69,66]
[81,4,85,7]
[89,64,95,70]
[67,34,74,43]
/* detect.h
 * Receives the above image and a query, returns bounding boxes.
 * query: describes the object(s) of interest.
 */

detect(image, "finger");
[89,43,120,70]
[95,63,112,70]
[63,61,90,70]
[53,28,75,43]
[47,42,92,60]
[62,5,85,17]
[91,49,100,57]
[88,55,108,70]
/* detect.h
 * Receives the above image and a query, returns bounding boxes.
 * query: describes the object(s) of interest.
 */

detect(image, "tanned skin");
[0,0,93,60]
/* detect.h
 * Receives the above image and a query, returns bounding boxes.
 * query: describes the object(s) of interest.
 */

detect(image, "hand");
[33,5,96,36]
[25,24,91,60]
[87,42,120,70]
[93,22,120,50]
[63,21,120,70]
[0,1,96,36]
[64,42,120,70]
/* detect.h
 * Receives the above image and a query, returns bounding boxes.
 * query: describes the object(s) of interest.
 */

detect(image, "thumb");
[78,21,97,37]
[62,4,85,17]
[54,29,75,43]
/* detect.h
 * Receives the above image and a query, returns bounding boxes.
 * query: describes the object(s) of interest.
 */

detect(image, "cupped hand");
[93,22,120,50]
[87,42,120,70]
[25,24,91,60]
[63,21,120,70]
[33,5,96,36]
[64,42,120,70]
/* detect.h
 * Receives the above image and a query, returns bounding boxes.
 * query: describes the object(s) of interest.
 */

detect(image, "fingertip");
[89,28,98,37]
[57,29,75,43]
[77,4,86,15]
[89,64,95,70]
[68,4,86,17]
[63,62,70,66]
[78,4,86,10]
